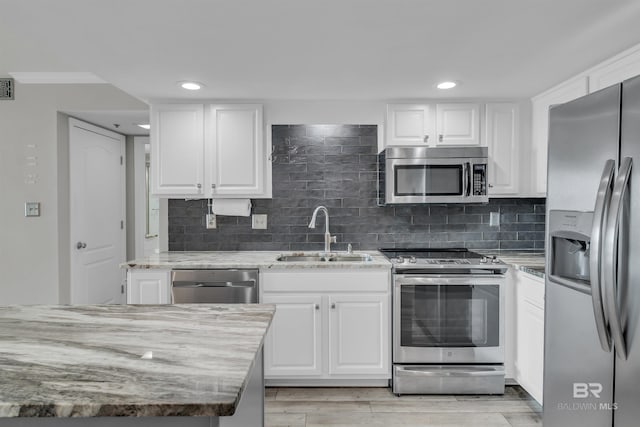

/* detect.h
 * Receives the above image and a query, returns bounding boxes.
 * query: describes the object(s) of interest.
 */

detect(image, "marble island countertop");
[123,250,391,270]
[0,304,274,418]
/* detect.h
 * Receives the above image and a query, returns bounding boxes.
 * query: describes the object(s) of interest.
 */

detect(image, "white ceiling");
[2,0,640,102]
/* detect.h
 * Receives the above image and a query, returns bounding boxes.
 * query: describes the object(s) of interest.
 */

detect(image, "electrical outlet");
[489,212,500,227]
[206,213,217,229]
[24,202,40,217]
[252,214,268,230]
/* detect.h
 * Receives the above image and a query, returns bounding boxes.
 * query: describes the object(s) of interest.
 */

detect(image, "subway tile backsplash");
[168,125,545,252]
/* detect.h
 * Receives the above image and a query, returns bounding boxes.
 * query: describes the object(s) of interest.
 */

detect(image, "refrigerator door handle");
[590,159,615,352]
[604,156,632,360]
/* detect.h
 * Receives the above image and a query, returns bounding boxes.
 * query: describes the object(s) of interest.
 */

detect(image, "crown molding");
[8,72,107,84]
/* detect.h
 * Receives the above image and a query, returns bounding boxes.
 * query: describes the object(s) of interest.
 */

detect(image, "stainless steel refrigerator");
[544,74,640,426]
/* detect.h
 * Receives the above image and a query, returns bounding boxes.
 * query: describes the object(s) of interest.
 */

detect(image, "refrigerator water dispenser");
[548,210,594,293]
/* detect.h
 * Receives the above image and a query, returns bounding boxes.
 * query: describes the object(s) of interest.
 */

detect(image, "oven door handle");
[395,366,505,377]
[394,275,503,286]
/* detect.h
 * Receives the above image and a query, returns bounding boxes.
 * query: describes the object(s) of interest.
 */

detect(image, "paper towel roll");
[212,199,252,217]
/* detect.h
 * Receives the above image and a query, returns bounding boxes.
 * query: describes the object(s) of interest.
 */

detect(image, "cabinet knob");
[196,183,202,189]
[439,134,444,142]
[488,184,494,188]
[76,241,87,250]
[211,184,216,189]
[423,135,429,143]
[331,303,336,309]
[315,304,319,310]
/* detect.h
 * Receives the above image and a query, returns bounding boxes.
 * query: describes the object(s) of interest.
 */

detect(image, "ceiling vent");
[0,78,14,100]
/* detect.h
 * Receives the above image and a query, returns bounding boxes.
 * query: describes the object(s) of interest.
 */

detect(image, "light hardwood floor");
[265,386,542,427]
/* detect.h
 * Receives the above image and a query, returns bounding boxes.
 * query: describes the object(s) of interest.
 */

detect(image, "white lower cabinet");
[126,269,172,304]
[261,294,323,377]
[514,270,545,404]
[261,269,391,384]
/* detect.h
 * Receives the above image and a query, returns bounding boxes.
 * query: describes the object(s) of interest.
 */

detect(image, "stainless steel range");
[379,248,507,395]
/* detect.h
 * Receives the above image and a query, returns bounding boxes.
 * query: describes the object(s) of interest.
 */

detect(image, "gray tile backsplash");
[168,124,545,252]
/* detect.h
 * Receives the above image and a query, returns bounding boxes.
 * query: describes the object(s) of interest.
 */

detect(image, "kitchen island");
[0,304,274,426]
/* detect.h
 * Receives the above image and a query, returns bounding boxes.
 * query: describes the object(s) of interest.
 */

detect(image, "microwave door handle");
[465,162,471,196]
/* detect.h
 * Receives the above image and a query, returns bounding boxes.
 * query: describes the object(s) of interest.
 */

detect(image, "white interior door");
[70,118,126,304]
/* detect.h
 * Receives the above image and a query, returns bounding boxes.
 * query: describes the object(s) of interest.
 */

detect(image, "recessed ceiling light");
[137,124,151,130]
[179,81,203,91]
[437,81,457,90]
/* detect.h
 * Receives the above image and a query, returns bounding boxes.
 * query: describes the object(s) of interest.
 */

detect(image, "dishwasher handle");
[172,280,256,288]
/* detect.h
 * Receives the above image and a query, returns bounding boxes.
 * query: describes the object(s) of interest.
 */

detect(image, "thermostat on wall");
[24,202,40,217]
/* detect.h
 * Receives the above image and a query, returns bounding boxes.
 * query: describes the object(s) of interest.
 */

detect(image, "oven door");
[393,274,505,364]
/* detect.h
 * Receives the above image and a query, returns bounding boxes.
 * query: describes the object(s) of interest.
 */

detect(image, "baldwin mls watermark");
[557,383,618,411]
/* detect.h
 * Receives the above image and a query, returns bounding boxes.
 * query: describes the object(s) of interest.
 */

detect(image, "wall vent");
[0,78,14,100]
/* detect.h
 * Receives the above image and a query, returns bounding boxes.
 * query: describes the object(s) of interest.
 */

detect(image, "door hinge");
[120,156,123,165]
[120,220,124,229]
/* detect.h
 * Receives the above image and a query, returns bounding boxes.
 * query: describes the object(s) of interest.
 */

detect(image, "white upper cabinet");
[150,104,205,196]
[385,104,434,146]
[206,104,264,196]
[151,103,269,198]
[436,103,480,146]
[485,103,519,195]
[531,77,589,196]
[385,103,480,147]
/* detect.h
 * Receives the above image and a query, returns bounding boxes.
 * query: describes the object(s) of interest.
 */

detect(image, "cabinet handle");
[423,135,429,143]
[315,304,319,310]
[196,183,202,189]
[439,134,444,142]
[331,303,336,309]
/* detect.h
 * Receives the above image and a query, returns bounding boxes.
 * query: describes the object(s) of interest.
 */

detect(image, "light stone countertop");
[494,252,546,279]
[123,251,391,270]
[0,304,274,418]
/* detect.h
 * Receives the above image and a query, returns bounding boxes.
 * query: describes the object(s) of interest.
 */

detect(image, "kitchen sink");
[275,253,373,262]
[275,254,331,262]
[327,254,373,262]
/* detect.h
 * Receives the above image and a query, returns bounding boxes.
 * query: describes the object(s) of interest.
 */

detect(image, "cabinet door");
[150,104,205,196]
[486,103,519,195]
[207,104,264,197]
[328,294,390,376]
[386,104,434,146]
[515,272,545,404]
[262,294,323,377]
[436,103,480,146]
[126,270,171,304]
[531,77,588,195]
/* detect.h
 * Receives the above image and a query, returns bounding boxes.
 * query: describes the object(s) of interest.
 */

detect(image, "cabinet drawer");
[518,271,545,310]
[261,270,389,293]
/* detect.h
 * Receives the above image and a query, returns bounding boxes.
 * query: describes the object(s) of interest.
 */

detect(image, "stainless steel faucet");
[308,206,336,254]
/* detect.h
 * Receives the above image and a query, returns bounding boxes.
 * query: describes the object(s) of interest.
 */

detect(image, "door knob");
[76,241,87,249]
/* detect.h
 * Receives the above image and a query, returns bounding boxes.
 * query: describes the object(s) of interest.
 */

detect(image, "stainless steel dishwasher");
[171,269,259,303]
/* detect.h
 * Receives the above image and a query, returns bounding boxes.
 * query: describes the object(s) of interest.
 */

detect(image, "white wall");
[0,83,147,304]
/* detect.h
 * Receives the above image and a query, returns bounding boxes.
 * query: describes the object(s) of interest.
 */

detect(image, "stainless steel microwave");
[378,146,489,204]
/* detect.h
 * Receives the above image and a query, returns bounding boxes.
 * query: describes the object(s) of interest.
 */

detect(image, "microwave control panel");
[472,164,487,195]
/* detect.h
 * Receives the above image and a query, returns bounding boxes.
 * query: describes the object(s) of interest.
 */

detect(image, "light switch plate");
[24,202,40,217]
[252,214,268,230]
